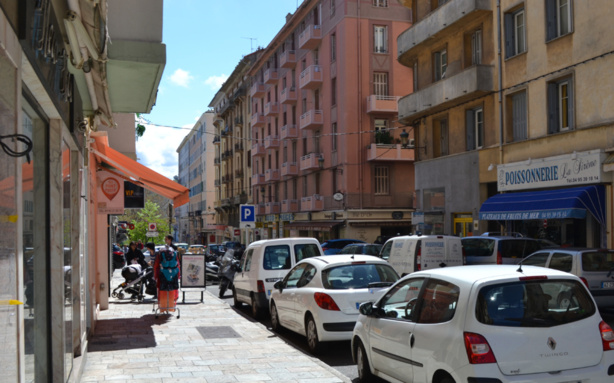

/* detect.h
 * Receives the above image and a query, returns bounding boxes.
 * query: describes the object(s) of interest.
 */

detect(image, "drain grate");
[196,326,241,339]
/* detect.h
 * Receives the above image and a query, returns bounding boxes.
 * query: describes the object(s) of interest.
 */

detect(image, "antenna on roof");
[242,37,258,52]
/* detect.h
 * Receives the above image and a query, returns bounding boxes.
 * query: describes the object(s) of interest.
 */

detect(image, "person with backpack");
[154,235,181,313]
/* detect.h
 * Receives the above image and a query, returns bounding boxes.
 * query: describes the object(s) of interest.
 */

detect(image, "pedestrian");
[164,234,177,251]
[137,240,144,250]
[125,241,148,269]
[154,237,180,313]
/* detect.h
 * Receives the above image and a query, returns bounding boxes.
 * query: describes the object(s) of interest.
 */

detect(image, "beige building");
[397,0,614,247]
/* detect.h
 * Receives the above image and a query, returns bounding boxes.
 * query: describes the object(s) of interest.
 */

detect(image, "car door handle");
[409,332,415,348]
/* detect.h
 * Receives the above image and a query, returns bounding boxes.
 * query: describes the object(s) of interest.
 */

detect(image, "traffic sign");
[148,222,157,231]
[240,205,255,223]
[146,231,158,238]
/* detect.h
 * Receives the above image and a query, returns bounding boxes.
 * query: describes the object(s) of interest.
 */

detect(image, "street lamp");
[400,129,410,148]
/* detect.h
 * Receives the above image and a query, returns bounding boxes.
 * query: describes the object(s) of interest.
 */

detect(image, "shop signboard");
[96,170,124,215]
[497,150,604,192]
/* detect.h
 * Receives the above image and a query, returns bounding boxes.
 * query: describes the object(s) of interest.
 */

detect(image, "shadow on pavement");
[88,314,168,352]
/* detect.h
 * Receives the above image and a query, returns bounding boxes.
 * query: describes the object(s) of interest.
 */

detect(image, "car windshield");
[476,279,596,327]
[462,238,495,257]
[322,263,398,290]
[581,251,614,272]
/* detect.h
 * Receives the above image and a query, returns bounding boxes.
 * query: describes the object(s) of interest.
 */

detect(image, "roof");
[247,237,321,248]
[306,254,389,267]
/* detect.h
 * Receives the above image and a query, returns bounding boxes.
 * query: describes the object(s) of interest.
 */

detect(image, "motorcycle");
[218,249,242,298]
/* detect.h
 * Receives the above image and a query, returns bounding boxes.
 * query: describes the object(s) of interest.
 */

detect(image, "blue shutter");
[466,110,475,151]
[547,82,559,134]
[512,92,527,141]
[545,0,557,41]
[504,13,515,58]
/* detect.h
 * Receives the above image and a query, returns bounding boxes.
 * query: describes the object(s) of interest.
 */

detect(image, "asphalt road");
[207,283,614,383]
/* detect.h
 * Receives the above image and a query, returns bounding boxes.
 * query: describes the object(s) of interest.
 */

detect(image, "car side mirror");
[274,280,283,292]
[359,301,374,316]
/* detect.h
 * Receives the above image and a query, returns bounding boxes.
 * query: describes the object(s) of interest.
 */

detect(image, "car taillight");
[580,277,589,288]
[257,280,265,293]
[496,251,502,265]
[464,332,497,364]
[314,292,340,311]
[600,321,614,351]
[416,247,422,271]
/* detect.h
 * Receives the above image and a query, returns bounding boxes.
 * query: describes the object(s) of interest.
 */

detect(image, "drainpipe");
[357,0,363,209]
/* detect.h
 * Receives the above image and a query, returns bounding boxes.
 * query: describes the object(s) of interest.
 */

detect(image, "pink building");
[249,0,415,243]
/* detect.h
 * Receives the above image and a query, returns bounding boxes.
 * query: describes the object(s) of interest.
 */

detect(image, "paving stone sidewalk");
[81,270,350,383]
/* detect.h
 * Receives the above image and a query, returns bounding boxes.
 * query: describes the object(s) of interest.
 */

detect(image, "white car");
[352,265,614,383]
[269,254,399,354]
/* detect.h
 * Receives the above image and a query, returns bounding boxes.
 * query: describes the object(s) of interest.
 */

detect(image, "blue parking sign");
[240,205,255,223]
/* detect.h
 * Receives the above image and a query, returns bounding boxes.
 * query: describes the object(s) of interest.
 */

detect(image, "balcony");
[265,202,281,214]
[235,169,244,178]
[250,82,266,98]
[299,110,323,130]
[281,162,298,178]
[213,135,221,145]
[234,116,244,126]
[214,179,220,187]
[280,50,296,68]
[398,65,495,123]
[265,169,280,182]
[300,153,322,172]
[234,142,244,152]
[281,124,298,139]
[222,174,232,184]
[280,87,297,104]
[298,24,322,50]
[366,95,400,114]
[221,150,233,161]
[252,143,266,157]
[398,0,493,64]
[232,193,248,205]
[367,144,415,162]
[282,199,299,213]
[252,173,265,186]
[256,203,266,216]
[214,157,221,166]
[301,195,324,212]
[264,68,279,84]
[264,101,279,116]
[299,65,323,90]
[251,112,266,127]
[264,135,280,149]
[222,198,231,208]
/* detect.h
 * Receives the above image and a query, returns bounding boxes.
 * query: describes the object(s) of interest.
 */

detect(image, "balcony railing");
[234,142,244,152]
[299,110,323,130]
[366,95,400,114]
[264,68,279,84]
[265,202,281,214]
[300,152,322,171]
[280,87,297,104]
[299,65,322,90]
[265,169,280,182]
[252,143,266,156]
[251,112,266,127]
[264,101,279,116]
[235,169,244,178]
[281,124,298,139]
[234,116,244,126]
[252,173,265,186]
[298,24,322,50]
[281,162,298,178]
[264,135,280,149]
[300,194,324,212]
[213,135,221,144]
[256,203,266,215]
[250,82,266,97]
[280,50,296,68]
[214,157,221,166]
[214,179,220,187]
[281,199,299,213]
[367,144,415,161]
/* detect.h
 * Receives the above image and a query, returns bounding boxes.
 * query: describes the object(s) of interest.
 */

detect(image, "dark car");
[320,239,366,255]
[111,244,125,269]
[338,243,383,256]
[206,244,226,262]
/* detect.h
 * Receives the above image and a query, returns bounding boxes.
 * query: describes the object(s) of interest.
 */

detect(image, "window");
[373,72,389,96]
[431,0,449,10]
[433,49,447,81]
[332,122,337,151]
[416,279,459,323]
[331,77,337,105]
[331,33,336,61]
[374,119,391,144]
[505,8,526,58]
[510,91,527,141]
[523,252,550,267]
[413,61,418,91]
[466,107,484,150]
[373,0,388,7]
[374,25,388,53]
[546,0,572,41]
[434,118,448,157]
[379,278,426,321]
[263,245,291,270]
[471,29,482,65]
[330,0,335,16]
[547,77,573,133]
[549,253,573,272]
[374,166,389,195]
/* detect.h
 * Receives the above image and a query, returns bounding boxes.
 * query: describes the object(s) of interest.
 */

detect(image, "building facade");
[247,0,415,243]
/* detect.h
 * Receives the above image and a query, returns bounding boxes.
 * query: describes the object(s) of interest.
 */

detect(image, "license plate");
[602,281,614,288]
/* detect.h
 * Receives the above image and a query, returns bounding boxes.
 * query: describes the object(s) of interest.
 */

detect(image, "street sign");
[146,231,158,237]
[240,205,255,229]
[148,222,157,231]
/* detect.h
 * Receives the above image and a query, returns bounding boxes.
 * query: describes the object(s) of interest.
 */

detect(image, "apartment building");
[248,0,414,242]
[397,0,614,247]
[209,54,257,244]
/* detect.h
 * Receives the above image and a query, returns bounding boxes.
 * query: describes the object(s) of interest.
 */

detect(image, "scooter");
[218,249,242,298]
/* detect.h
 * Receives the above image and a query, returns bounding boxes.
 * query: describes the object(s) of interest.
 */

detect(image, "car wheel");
[270,302,280,332]
[251,295,261,319]
[439,376,456,383]
[557,292,572,309]
[233,288,242,308]
[305,314,321,354]
[356,341,375,383]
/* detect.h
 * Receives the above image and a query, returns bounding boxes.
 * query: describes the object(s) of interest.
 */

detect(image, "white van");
[380,235,464,276]
[233,237,323,318]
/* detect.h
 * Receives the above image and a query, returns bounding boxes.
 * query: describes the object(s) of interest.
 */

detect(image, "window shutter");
[567,79,574,130]
[466,110,475,151]
[504,13,514,58]
[545,0,556,41]
[547,82,559,134]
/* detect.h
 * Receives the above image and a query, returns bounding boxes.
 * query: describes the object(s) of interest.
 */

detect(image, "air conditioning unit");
[408,138,415,148]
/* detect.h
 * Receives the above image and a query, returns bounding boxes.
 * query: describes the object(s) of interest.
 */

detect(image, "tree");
[127,200,169,244]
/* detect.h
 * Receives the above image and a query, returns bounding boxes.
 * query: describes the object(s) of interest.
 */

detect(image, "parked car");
[352,265,614,383]
[269,254,399,354]
[380,235,464,276]
[481,231,524,237]
[522,248,614,309]
[321,239,366,255]
[175,242,189,251]
[461,236,543,265]
[187,244,206,254]
[338,243,383,256]
[233,237,324,318]
[111,244,125,269]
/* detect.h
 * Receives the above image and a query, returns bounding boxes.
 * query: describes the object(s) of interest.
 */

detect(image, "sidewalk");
[81,270,350,383]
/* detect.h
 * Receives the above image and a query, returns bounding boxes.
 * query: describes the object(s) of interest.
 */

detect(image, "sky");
[136,0,302,179]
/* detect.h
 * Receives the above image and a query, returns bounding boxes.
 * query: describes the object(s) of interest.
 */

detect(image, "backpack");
[159,249,179,282]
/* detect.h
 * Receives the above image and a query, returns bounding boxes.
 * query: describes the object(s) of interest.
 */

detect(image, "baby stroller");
[112,263,156,302]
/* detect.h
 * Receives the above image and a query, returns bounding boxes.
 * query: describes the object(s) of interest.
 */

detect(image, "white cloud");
[136,123,188,180]
[169,68,194,87]
[204,74,228,90]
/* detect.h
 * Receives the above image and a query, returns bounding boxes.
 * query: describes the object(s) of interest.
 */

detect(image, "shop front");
[480,150,611,247]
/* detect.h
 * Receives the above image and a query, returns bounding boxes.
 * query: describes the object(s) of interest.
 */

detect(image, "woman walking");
[153,235,180,316]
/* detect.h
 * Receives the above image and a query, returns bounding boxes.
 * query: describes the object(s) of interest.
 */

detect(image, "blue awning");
[479,185,605,224]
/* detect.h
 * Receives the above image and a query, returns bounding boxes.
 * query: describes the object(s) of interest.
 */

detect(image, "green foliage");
[375,130,393,145]
[127,200,169,244]
[135,113,146,140]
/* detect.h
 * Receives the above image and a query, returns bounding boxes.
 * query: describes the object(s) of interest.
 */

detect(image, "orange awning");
[91,136,189,207]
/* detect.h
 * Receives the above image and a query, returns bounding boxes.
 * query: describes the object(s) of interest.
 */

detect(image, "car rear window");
[581,251,614,272]
[294,243,321,261]
[462,238,495,257]
[322,264,398,289]
[263,245,291,270]
[363,245,383,256]
[476,280,596,327]
[499,239,541,259]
